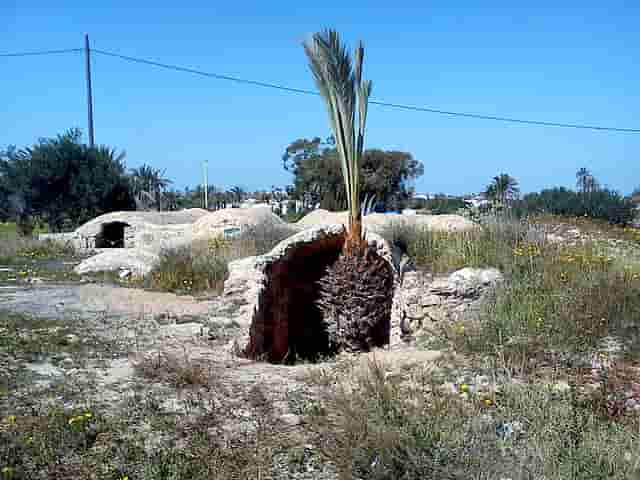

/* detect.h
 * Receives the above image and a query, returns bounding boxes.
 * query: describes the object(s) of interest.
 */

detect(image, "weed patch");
[305,358,640,479]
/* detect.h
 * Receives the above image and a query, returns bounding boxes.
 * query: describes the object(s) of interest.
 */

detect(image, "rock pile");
[396,267,503,338]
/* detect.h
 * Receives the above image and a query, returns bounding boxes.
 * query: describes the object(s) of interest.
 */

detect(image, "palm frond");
[304,29,372,242]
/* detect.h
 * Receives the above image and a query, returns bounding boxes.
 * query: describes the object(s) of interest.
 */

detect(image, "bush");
[380,220,526,274]
[448,240,640,372]
[414,194,467,214]
[0,229,76,264]
[145,222,297,294]
[513,187,635,225]
[232,222,297,256]
[146,245,228,294]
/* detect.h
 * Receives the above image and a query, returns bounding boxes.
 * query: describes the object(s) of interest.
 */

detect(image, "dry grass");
[144,222,296,294]
[304,357,640,479]
[132,351,212,388]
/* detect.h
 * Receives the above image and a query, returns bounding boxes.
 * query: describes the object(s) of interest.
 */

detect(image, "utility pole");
[203,160,209,210]
[84,34,95,148]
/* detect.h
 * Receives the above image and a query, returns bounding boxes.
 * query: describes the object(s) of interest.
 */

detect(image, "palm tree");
[228,186,244,207]
[130,164,172,210]
[304,29,371,253]
[305,30,393,354]
[576,168,598,194]
[485,173,519,205]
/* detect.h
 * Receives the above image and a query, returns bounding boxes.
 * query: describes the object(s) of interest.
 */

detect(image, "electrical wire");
[0,48,82,57]
[4,46,639,134]
[92,48,640,134]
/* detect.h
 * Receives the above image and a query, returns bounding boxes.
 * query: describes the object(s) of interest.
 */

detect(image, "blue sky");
[2,1,638,195]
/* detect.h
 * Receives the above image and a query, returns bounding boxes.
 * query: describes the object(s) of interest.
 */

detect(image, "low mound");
[192,206,285,239]
[74,249,160,276]
[76,209,208,237]
[296,209,348,227]
[297,209,476,233]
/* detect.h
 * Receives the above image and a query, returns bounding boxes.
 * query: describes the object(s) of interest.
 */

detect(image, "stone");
[396,267,502,338]
[405,304,424,320]
[280,413,303,426]
[158,322,208,339]
[73,249,160,276]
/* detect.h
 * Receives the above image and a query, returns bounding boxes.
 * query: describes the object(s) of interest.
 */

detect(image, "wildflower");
[459,383,470,393]
[5,415,16,425]
[455,323,465,334]
[1,466,13,477]
[84,412,92,419]
[24,436,33,445]
[483,398,493,407]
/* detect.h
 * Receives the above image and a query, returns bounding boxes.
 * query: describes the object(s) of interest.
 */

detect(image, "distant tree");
[283,136,423,212]
[515,186,634,225]
[485,173,520,205]
[576,168,599,194]
[0,129,135,232]
[228,186,245,207]
[130,164,172,211]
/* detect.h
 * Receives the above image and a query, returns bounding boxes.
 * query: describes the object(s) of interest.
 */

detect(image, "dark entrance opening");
[244,233,345,364]
[95,222,130,248]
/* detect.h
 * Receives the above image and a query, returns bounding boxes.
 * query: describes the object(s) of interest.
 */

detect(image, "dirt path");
[0,282,221,322]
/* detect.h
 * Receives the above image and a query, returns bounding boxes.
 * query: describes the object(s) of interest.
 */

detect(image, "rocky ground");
[1,252,490,479]
[3,218,640,478]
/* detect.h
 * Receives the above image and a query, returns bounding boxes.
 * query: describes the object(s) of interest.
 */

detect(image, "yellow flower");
[5,415,16,425]
[24,436,34,445]
[483,398,493,407]
[84,412,92,419]
[459,384,469,393]
[1,466,12,475]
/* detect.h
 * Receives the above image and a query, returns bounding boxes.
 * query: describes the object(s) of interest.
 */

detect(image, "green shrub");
[147,245,228,294]
[417,194,467,214]
[145,222,296,294]
[513,187,635,225]
[0,230,76,263]
[380,220,525,274]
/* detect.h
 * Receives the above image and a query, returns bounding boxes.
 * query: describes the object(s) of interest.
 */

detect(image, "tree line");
[1,129,426,233]
[481,169,637,225]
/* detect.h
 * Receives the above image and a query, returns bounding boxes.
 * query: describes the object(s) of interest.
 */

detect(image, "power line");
[92,49,319,96]
[0,48,82,57]
[4,45,640,134]
[92,48,640,134]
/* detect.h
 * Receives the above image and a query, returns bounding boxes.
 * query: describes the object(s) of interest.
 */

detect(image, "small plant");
[133,351,211,388]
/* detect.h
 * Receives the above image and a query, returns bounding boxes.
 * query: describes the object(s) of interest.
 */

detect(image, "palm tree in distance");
[485,173,519,205]
[228,186,245,208]
[576,168,599,194]
[130,164,172,211]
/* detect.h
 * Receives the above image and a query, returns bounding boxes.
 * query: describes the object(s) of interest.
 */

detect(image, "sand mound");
[192,206,285,238]
[296,209,476,233]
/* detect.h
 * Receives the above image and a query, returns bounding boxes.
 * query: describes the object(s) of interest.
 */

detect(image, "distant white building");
[464,194,490,208]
